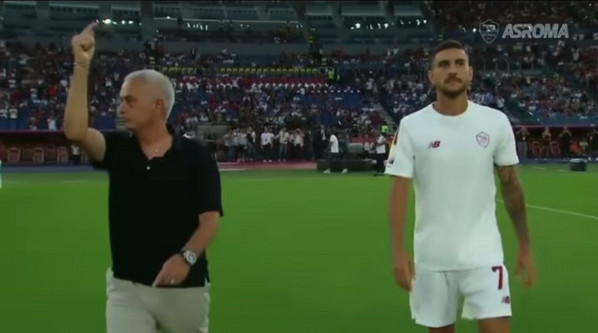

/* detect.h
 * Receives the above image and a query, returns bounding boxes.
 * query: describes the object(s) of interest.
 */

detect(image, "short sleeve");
[493,115,520,166]
[196,144,224,217]
[91,131,127,171]
[384,122,415,178]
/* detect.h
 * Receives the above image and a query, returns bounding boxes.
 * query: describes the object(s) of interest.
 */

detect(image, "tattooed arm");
[496,165,536,287]
[496,165,530,250]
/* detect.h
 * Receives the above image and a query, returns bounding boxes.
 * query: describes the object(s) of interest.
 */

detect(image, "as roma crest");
[476,131,490,148]
[479,19,499,44]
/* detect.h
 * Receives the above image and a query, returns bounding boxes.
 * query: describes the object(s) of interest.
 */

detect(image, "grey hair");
[124,69,175,119]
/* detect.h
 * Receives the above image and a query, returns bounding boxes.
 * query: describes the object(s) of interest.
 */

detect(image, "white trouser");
[106,269,210,333]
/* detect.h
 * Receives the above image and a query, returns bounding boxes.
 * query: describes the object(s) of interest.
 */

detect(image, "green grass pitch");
[0,165,597,333]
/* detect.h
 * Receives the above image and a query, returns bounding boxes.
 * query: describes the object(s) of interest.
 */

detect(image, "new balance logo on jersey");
[428,141,441,149]
[502,296,511,304]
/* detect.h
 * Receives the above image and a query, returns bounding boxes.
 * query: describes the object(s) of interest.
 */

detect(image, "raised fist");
[71,22,98,64]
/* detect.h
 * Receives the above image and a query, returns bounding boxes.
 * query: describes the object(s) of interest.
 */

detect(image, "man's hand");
[393,251,415,291]
[516,247,537,288]
[152,254,190,288]
[71,22,98,64]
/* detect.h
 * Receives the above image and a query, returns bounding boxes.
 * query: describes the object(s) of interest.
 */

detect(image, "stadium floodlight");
[128,20,134,24]
[355,23,361,29]
[102,18,112,24]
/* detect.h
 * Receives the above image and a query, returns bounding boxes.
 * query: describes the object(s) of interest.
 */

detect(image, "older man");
[64,22,223,333]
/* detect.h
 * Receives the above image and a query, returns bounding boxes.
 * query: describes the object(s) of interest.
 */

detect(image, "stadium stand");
[0,1,597,166]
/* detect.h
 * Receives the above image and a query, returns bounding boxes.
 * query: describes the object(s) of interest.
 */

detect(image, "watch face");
[184,251,197,264]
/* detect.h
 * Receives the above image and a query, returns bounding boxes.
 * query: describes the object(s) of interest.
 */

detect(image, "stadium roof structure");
[0,0,433,50]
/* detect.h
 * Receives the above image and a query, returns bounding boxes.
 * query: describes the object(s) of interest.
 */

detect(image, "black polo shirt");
[92,128,223,288]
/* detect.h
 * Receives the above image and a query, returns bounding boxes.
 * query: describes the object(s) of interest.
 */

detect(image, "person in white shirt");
[236,128,247,163]
[223,129,234,162]
[385,40,536,333]
[292,129,304,160]
[323,129,347,174]
[373,130,387,175]
[260,128,274,162]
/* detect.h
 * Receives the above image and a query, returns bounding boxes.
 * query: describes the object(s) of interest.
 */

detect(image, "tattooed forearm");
[497,165,530,249]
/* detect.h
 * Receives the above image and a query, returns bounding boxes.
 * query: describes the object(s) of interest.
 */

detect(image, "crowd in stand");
[383,70,597,124]
[0,41,386,135]
[2,34,598,161]
[377,41,598,124]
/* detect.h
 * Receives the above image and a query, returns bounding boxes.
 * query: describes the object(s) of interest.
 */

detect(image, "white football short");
[409,263,512,328]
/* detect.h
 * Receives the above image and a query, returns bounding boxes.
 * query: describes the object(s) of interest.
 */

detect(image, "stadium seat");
[7,147,21,164]
[21,145,34,164]
[45,146,57,164]
[57,146,70,164]
[33,147,45,164]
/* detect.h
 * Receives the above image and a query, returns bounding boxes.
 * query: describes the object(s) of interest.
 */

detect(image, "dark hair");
[429,39,468,69]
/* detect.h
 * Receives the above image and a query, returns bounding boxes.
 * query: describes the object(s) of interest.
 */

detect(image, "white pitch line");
[532,166,546,170]
[497,199,598,221]
[1,179,93,185]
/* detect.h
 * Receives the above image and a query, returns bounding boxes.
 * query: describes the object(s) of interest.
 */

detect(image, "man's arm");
[389,176,411,256]
[496,165,530,250]
[385,123,416,291]
[184,144,224,255]
[152,145,224,287]
[496,164,537,287]
[64,23,106,163]
[182,212,221,256]
[152,210,221,287]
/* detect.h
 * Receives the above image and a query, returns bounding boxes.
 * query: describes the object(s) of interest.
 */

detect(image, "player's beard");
[437,80,469,99]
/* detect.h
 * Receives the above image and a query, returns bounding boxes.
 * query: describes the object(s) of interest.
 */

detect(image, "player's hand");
[515,247,536,288]
[393,251,415,291]
[71,22,98,64]
[152,254,190,288]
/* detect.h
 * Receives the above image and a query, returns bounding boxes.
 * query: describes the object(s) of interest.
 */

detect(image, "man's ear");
[427,69,434,87]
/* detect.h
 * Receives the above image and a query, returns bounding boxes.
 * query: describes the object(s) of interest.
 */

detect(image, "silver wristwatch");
[179,250,198,266]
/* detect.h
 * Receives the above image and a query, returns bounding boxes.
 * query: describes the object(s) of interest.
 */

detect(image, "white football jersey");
[385,101,519,271]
